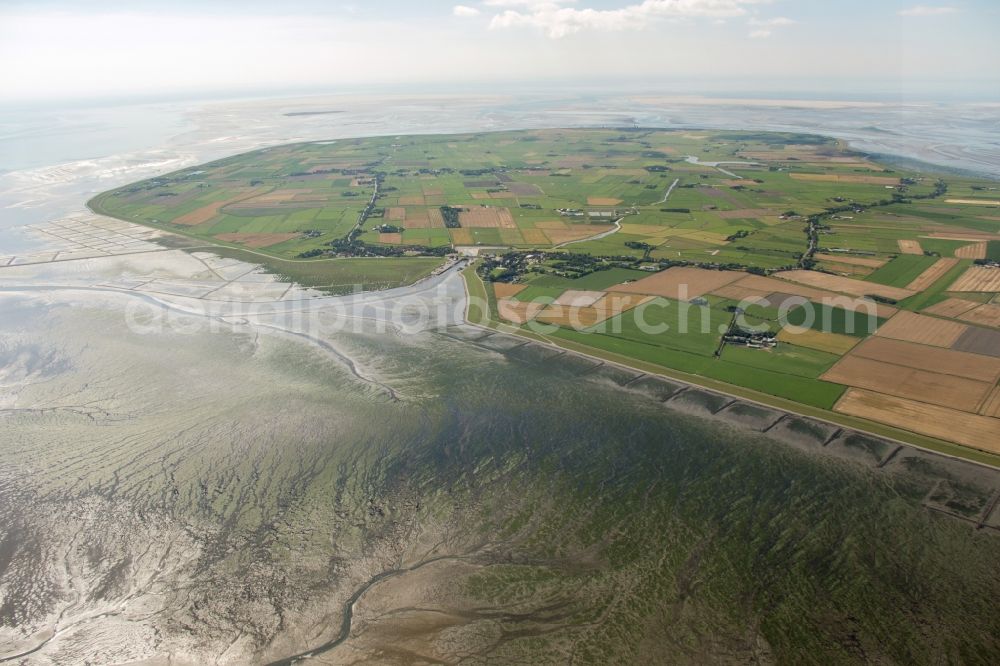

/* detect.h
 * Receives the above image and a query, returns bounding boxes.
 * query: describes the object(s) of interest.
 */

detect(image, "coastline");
[459,263,1000,472]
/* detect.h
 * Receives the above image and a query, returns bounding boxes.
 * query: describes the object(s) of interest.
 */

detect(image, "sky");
[1,0,998,103]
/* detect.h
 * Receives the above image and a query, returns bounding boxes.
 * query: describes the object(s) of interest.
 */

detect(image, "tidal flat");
[0,252,998,663]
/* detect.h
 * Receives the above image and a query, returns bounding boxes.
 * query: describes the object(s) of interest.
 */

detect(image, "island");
[89,128,1000,464]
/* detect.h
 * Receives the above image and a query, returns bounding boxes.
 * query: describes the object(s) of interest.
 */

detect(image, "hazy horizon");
[2,0,999,105]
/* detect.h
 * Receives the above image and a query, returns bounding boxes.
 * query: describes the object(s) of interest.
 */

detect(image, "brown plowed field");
[613,267,742,300]
[952,327,1000,358]
[773,270,914,301]
[378,233,402,244]
[897,240,923,255]
[849,336,1000,383]
[730,275,897,318]
[535,293,653,329]
[835,389,1000,453]
[385,207,406,221]
[587,197,622,206]
[492,283,527,299]
[497,299,544,324]
[822,356,992,411]
[875,310,968,347]
[950,266,1000,292]
[906,258,959,291]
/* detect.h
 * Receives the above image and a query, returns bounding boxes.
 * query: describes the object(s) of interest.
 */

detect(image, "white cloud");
[749,16,795,27]
[453,5,481,17]
[898,5,958,16]
[487,0,769,39]
[747,15,793,38]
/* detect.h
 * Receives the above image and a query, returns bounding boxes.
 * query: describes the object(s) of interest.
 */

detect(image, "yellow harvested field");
[790,173,900,186]
[876,310,968,348]
[906,258,959,291]
[944,199,1000,206]
[710,283,774,302]
[459,207,516,229]
[896,240,924,255]
[734,274,899,318]
[426,209,445,228]
[955,242,987,259]
[378,233,402,244]
[545,226,613,244]
[734,275,829,301]
[620,224,675,237]
[776,328,859,355]
[492,283,527,299]
[813,253,886,268]
[535,293,653,329]
[497,299,544,324]
[385,207,406,221]
[403,214,432,230]
[676,230,731,245]
[535,220,568,230]
[520,229,550,245]
[613,267,742,300]
[835,389,1000,454]
[587,197,622,206]
[499,228,525,244]
[173,189,262,226]
[923,297,980,318]
[959,303,1000,328]
[213,232,299,248]
[715,209,779,220]
[822,356,992,411]
[924,232,1000,241]
[849,336,1000,383]
[950,266,1000,292]
[980,386,1000,417]
[773,270,914,301]
[449,228,474,245]
[553,290,605,307]
[818,261,873,278]
[712,282,771,303]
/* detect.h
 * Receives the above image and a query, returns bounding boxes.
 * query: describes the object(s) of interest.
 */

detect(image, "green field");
[988,240,1000,262]
[95,128,1000,459]
[865,254,937,287]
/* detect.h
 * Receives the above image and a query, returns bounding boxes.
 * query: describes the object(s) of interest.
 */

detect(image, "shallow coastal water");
[1,92,1000,663]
